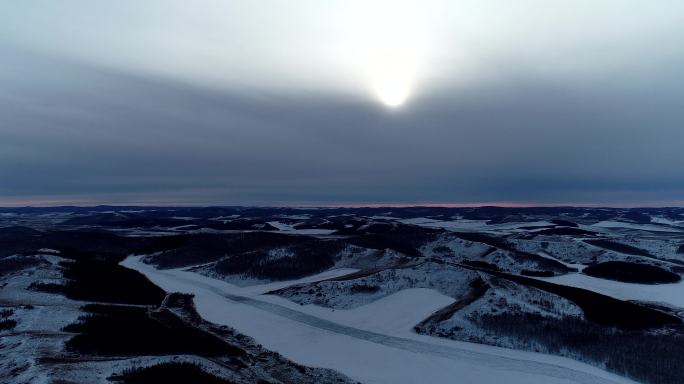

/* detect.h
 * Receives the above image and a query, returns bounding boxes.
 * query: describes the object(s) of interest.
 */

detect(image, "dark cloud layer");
[1,44,683,206]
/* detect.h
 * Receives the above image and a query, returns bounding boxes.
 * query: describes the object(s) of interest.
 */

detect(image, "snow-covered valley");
[2,206,683,384]
[124,256,636,384]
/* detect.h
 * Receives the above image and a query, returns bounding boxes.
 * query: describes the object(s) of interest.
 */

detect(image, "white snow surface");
[591,220,683,233]
[650,216,684,226]
[399,217,559,233]
[399,217,489,231]
[267,221,337,235]
[36,248,60,254]
[539,272,684,309]
[309,288,455,334]
[123,256,636,384]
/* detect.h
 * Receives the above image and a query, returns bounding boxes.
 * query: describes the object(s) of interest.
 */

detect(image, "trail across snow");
[123,256,637,384]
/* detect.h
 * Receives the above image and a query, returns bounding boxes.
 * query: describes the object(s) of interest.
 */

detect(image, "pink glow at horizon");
[1,196,683,209]
[307,202,553,208]
[292,201,684,209]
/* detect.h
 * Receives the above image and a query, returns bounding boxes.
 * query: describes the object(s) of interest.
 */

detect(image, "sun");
[375,79,410,108]
[368,49,416,108]
[331,1,429,109]
[331,0,433,109]
[372,63,413,107]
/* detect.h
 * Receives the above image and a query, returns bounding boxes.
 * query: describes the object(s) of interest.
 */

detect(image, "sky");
[1,1,683,207]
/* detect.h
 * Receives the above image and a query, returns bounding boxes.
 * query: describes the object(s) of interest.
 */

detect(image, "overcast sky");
[1,1,683,206]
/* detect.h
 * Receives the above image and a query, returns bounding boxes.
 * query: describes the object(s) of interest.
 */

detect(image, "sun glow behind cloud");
[369,51,415,107]
[331,0,434,107]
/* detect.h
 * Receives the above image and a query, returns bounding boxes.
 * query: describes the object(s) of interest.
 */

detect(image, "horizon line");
[1,201,683,210]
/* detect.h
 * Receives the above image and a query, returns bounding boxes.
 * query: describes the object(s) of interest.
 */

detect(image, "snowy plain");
[266,221,337,235]
[590,221,683,233]
[123,256,637,384]
[539,272,684,309]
